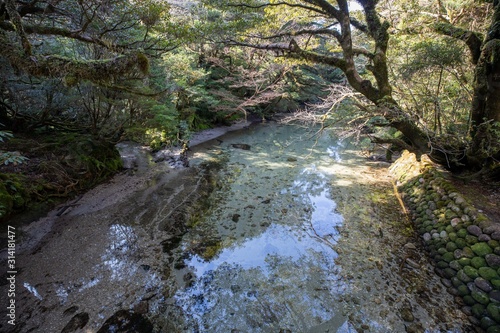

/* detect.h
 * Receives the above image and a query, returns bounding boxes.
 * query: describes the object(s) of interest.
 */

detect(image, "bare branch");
[5,0,32,55]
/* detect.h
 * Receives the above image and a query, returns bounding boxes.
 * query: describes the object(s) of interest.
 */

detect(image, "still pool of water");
[161,123,469,332]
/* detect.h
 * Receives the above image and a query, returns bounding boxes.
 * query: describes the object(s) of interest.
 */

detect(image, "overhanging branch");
[229,38,348,70]
[227,1,328,16]
[434,21,483,64]
[0,31,149,84]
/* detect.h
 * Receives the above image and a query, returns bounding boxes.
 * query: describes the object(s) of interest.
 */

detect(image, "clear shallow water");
[170,124,353,332]
[163,123,470,332]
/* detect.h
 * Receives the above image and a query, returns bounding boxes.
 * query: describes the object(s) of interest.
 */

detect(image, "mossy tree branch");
[4,0,31,55]
[0,30,149,84]
[434,21,483,64]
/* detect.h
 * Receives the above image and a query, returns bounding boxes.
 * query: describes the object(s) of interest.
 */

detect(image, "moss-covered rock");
[442,252,455,263]
[472,303,486,317]
[457,228,469,239]
[487,303,500,322]
[487,325,500,333]
[471,288,490,305]
[472,257,488,269]
[458,284,470,296]
[479,267,500,281]
[464,266,480,279]
[472,243,494,257]
[458,257,471,267]
[390,150,498,326]
[482,316,497,330]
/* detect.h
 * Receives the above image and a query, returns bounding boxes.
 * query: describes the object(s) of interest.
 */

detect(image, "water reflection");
[23,282,43,300]
[176,223,347,332]
[102,224,139,280]
[174,128,351,332]
[327,140,344,162]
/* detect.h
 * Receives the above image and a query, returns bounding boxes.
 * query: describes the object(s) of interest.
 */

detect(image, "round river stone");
[468,225,483,237]
[472,243,493,257]
[486,254,500,269]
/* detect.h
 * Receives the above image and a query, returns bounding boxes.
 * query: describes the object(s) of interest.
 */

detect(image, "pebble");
[484,225,500,235]
[475,277,493,293]
[486,254,500,268]
[490,290,500,303]
[451,218,461,227]
[467,225,482,237]
[479,234,492,242]
[404,243,417,250]
[400,307,415,322]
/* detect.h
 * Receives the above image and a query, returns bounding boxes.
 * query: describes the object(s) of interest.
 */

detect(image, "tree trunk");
[468,3,500,168]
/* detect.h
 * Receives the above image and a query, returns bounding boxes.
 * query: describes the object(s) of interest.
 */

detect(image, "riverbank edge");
[390,150,500,332]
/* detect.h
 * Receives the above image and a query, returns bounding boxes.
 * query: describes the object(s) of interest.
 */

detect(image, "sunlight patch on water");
[102,224,139,280]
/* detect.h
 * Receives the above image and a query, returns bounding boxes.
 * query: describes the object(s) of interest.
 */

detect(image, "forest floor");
[446,175,500,224]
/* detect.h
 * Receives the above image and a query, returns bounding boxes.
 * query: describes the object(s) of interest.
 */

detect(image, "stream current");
[1,122,472,332]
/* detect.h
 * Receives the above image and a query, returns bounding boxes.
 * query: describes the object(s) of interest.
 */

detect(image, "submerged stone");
[231,143,251,150]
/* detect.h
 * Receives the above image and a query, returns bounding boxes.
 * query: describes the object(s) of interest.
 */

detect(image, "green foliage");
[390,31,474,138]
[0,152,29,166]
[0,173,30,219]
[398,39,464,77]
[0,125,28,166]
[0,130,13,142]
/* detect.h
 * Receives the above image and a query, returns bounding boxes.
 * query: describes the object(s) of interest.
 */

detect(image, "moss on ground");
[0,132,122,221]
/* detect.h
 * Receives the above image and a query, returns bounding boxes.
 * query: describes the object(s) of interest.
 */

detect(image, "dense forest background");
[1,0,499,219]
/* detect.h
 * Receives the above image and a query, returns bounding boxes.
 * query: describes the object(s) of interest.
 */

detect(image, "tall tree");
[202,0,500,174]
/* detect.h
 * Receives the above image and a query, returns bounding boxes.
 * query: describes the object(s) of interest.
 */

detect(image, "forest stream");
[1,121,474,333]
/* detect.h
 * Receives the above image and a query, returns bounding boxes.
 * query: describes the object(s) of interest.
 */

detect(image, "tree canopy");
[200,0,500,175]
[1,0,499,178]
